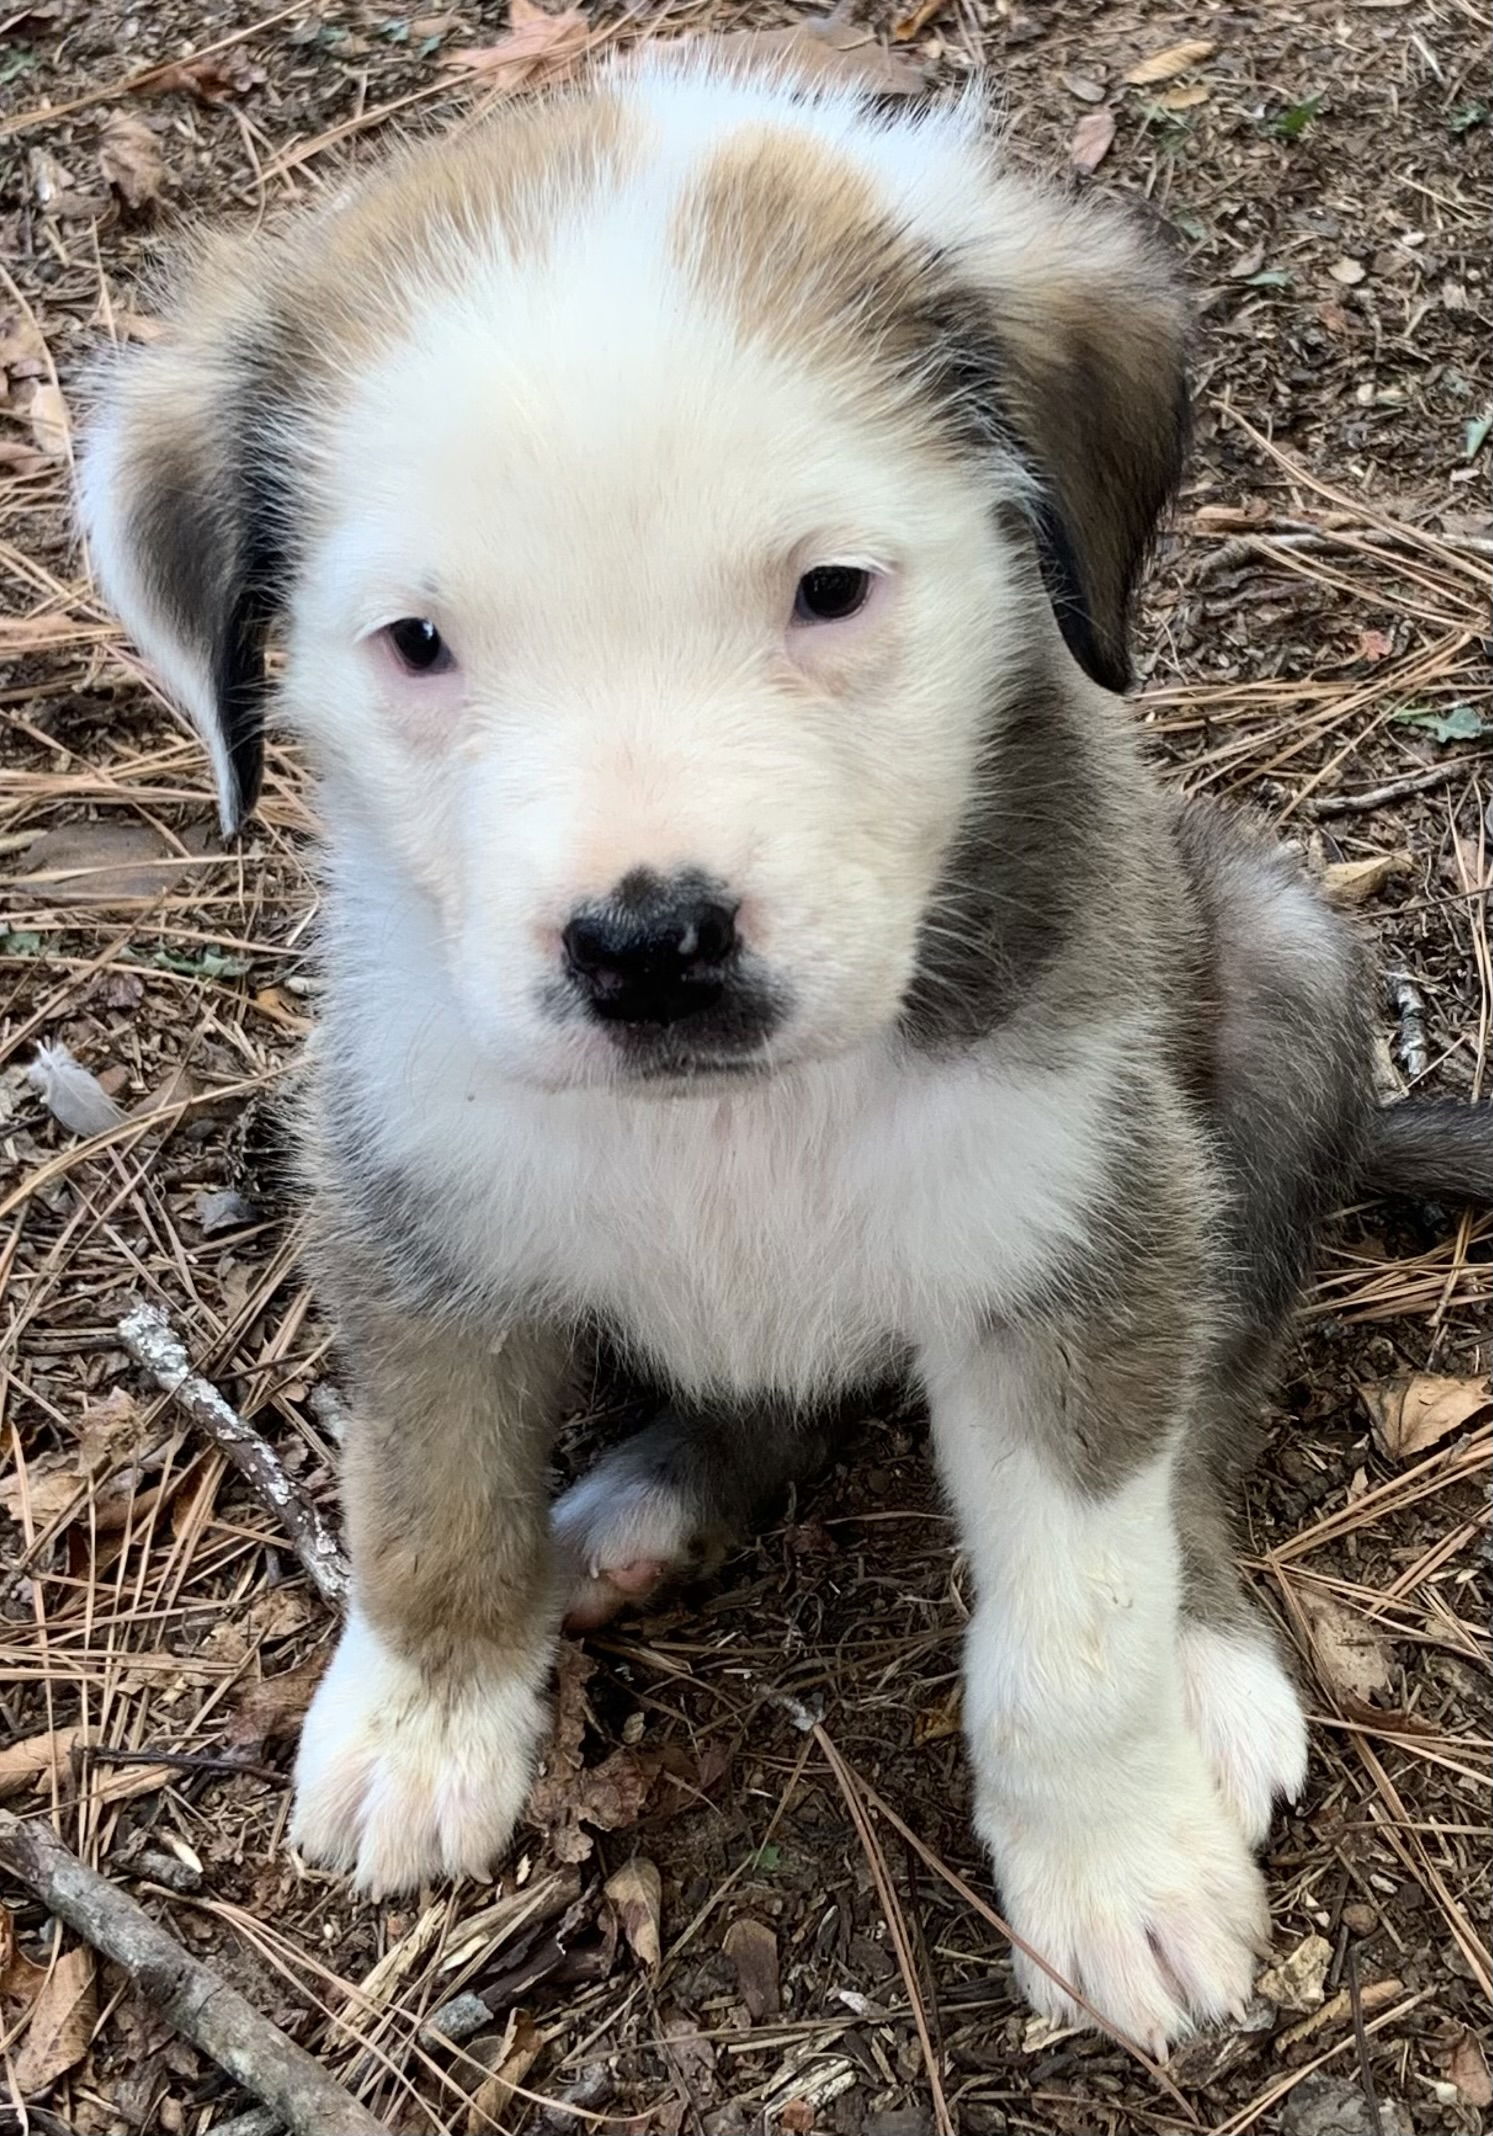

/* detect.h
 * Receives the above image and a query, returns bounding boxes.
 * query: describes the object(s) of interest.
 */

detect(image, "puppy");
[81,49,1493,2052]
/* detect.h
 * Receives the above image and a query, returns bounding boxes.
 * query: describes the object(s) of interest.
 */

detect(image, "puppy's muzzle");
[563,871,739,1028]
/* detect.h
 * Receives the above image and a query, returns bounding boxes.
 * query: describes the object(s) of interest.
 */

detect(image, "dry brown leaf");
[1361,1373,1490,1461]
[10,819,212,903]
[0,1727,85,1802]
[722,1915,780,2021]
[0,311,45,371]
[1320,852,1413,906]
[465,2011,542,2134]
[1329,256,1367,285]
[526,1644,653,1861]
[1124,38,1215,86]
[1300,1589,1395,1707]
[1069,106,1116,174]
[704,21,926,99]
[1157,81,1210,110]
[1257,1932,1332,2013]
[99,113,166,208]
[144,53,266,103]
[605,1858,662,1969]
[1448,2028,1493,2109]
[1060,70,1106,103]
[891,0,945,43]
[11,1944,96,2097]
[77,1388,145,1478]
[0,1457,83,1531]
[23,378,70,459]
[448,0,595,92]
[0,1907,49,2015]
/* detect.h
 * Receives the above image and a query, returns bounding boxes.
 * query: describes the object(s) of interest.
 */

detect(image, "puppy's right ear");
[79,248,292,836]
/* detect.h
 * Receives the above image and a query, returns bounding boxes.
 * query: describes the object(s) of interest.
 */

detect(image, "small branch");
[119,1302,349,1610]
[0,1812,381,2136]
[1388,972,1430,1081]
[1305,761,1479,819]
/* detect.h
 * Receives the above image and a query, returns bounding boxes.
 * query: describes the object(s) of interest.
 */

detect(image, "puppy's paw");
[291,1609,548,1898]
[552,1424,731,1629]
[1180,1620,1309,1846]
[977,1735,1270,2056]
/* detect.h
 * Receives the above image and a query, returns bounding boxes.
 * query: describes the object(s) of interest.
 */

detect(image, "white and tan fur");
[80,49,1491,2055]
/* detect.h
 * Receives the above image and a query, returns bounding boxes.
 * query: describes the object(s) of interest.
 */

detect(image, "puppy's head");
[82,55,1186,1090]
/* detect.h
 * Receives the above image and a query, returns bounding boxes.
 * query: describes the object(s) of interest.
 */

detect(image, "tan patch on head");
[677,125,930,381]
[284,87,634,366]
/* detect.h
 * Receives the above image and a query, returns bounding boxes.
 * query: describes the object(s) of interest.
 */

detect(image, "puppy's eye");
[384,617,454,674]
[793,567,872,624]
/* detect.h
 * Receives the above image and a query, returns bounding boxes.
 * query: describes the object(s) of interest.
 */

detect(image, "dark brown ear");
[970,188,1190,692]
[78,241,293,834]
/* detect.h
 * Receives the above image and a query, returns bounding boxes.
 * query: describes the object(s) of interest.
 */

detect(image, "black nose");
[563,879,739,1027]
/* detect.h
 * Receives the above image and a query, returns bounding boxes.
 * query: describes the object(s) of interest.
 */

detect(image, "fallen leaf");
[1124,38,1215,86]
[1257,1931,1332,2013]
[227,1655,328,1759]
[23,377,69,459]
[1355,627,1394,661]
[705,21,926,99]
[1229,240,1267,280]
[1329,256,1366,285]
[1361,1374,1490,1461]
[526,1644,654,1861]
[447,0,595,91]
[1060,70,1106,103]
[1319,852,1413,906]
[99,113,165,208]
[77,1387,145,1477]
[143,52,266,103]
[660,2009,716,2094]
[1069,105,1116,173]
[913,1687,962,1741]
[1,1910,53,2028]
[465,2012,542,2133]
[606,1858,662,1969]
[1395,701,1488,744]
[891,0,945,42]
[0,1728,85,1801]
[1300,1590,1395,1708]
[28,146,72,209]
[779,2103,815,2135]
[11,1944,95,2097]
[9,818,213,903]
[1157,81,1210,110]
[723,1915,780,2021]
[1448,2028,1493,2109]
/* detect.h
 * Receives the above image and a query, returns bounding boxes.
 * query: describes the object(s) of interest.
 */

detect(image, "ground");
[0,0,1489,2131]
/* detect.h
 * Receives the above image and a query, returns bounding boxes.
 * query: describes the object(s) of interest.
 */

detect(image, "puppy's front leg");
[923,1325,1268,2055]
[292,1304,565,1897]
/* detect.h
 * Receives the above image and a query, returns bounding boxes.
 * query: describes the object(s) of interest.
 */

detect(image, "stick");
[1305,761,1483,819]
[119,1302,349,1610]
[0,1813,381,2136]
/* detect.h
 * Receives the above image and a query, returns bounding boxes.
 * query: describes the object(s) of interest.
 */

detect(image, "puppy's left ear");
[79,241,292,835]
[968,185,1190,693]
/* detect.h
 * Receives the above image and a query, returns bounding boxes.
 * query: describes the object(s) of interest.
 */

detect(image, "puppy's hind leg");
[554,1398,830,1628]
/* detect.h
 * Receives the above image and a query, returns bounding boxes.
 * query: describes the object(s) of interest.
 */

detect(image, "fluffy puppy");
[81,49,1493,2053]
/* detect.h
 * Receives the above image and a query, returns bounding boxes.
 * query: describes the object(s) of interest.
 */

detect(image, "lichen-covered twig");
[0,1812,380,2136]
[119,1301,349,1610]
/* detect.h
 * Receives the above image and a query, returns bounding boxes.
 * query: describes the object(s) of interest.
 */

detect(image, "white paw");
[291,1608,548,1898]
[977,1733,1270,2056]
[1180,1620,1309,1846]
[552,1458,708,1630]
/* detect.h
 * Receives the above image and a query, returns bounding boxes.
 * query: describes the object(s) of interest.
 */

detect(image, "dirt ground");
[0,0,1489,2130]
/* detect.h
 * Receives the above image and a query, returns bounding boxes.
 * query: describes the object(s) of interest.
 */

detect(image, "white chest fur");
[330,861,1121,1400]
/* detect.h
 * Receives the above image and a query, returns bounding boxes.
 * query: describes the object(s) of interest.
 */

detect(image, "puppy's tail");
[1361,1098,1493,1205]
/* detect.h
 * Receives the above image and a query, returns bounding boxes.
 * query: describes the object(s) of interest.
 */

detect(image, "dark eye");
[793,566,872,624]
[385,617,454,674]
